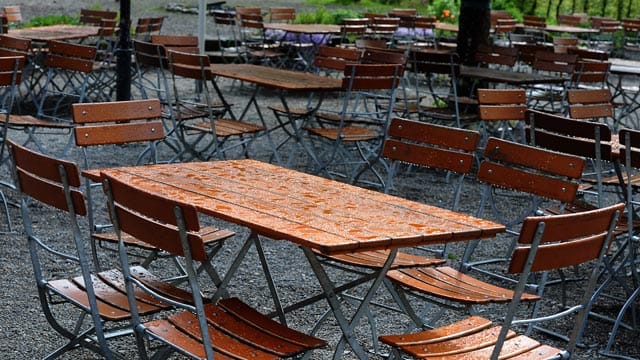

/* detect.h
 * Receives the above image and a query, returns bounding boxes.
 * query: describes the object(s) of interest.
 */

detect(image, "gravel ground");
[1,1,639,359]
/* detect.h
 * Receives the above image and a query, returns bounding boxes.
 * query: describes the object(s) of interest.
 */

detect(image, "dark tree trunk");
[456,0,491,66]
[116,0,132,101]
[456,0,490,97]
[571,0,576,14]
[546,0,553,19]
[530,0,538,15]
[583,0,589,13]
[556,0,565,18]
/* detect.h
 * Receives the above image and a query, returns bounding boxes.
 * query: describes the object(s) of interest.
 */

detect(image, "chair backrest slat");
[510,204,623,273]
[9,141,86,214]
[72,99,165,147]
[383,118,479,174]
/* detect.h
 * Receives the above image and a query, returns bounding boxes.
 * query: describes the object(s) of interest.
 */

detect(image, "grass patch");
[22,15,80,27]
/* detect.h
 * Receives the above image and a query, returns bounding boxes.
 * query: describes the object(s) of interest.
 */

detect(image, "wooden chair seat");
[387,266,540,304]
[315,111,382,125]
[315,249,445,269]
[379,316,564,359]
[93,225,234,250]
[145,297,326,359]
[305,125,379,142]
[4,114,73,128]
[183,118,264,137]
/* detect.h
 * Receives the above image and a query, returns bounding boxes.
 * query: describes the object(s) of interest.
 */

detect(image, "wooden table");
[8,24,100,42]
[460,65,567,86]
[264,23,341,71]
[608,58,640,129]
[94,159,505,359]
[209,64,343,166]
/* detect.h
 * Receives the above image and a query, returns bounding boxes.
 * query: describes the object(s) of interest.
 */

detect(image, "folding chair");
[522,14,547,43]
[599,128,640,358]
[409,49,477,127]
[527,50,578,113]
[102,172,327,360]
[526,108,616,211]
[237,13,286,67]
[268,45,362,144]
[79,8,118,26]
[411,16,438,50]
[167,50,264,161]
[133,16,163,42]
[303,63,404,185]
[477,88,527,144]
[151,34,199,54]
[570,59,610,90]
[336,18,369,48]
[132,39,188,159]
[473,44,518,70]
[381,202,624,359]
[1,5,22,28]
[71,99,235,276]
[461,137,586,282]
[8,140,191,359]
[36,40,111,124]
[208,10,244,64]
[0,55,23,233]
[567,88,615,126]
[268,7,296,23]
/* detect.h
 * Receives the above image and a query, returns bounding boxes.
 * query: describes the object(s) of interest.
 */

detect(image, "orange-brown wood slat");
[382,139,475,175]
[72,99,162,123]
[379,316,493,346]
[166,309,280,360]
[218,297,327,349]
[387,118,480,152]
[484,137,585,179]
[400,326,512,358]
[74,121,164,146]
[478,162,579,203]
[48,279,132,321]
[143,318,238,360]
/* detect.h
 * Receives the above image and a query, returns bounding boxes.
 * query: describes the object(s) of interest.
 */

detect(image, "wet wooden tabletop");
[264,23,341,34]
[9,25,100,42]
[209,64,343,91]
[96,160,504,254]
[460,65,567,85]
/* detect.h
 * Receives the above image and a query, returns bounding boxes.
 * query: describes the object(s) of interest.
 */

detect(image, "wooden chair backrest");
[133,39,168,69]
[151,34,199,53]
[0,55,24,86]
[525,108,612,161]
[553,37,579,53]
[474,44,518,67]
[478,137,585,203]
[567,88,613,119]
[523,14,546,28]
[360,48,407,65]
[238,13,266,30]
[235,7,262,17]
[383,117,480,175]
[567,47,609,61]
[269,7,296,23]
[618,128,640,168]
[510,203,622,273]
[103,174,207,261]
[45,40,97,73]
[490,9,513,27]
[513,43,551,66]
[571,60,610,87]
[135,17,164,35]
[410,49,459,76]
[477,88,527,121]
[369,16,400,34]
[168,49,212,81]
[533,50,578,74]
[557,14,583,27]
[72,99,165,147]
[2,6,22,24]
[342,63,403,91]
[0,34,30,58]
[389,8,417,17]
[313,45,361,72]
[8,140,86,215]
[354,38,388,50]
[414,16,437,30]
[79,8,117,25]
[494,18,517,34]
[212,10,236,26]
[340,18,369,35]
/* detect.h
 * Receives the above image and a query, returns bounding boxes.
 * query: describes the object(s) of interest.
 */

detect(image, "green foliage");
[427,0,458,23]
[491,0,524,21]
[23,15,80,27]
